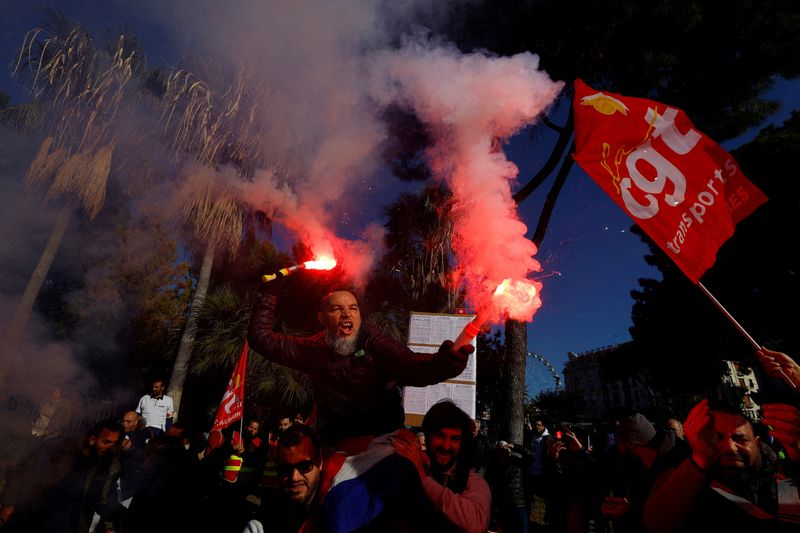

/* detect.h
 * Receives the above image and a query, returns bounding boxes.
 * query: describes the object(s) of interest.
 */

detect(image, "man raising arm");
[248,286,473,451]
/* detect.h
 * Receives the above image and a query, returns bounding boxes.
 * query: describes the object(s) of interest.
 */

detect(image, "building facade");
[720,360,761,420]
[563,342,654,419]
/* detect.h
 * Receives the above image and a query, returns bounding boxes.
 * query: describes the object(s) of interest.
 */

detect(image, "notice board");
[403,312,477,427]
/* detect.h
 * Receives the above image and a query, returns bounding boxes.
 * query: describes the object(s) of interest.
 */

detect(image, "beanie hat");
[616,413,657,446]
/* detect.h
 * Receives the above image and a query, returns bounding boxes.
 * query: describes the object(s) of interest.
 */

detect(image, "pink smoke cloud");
[367,42,564,320]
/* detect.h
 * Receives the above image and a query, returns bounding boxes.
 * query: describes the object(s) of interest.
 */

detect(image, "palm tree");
[2,14,147,362]
[161,62,270,419]
[189,283,313,425]
[365,186,461,339]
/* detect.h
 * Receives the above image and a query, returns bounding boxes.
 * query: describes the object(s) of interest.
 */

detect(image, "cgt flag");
[211,341,248,432]
[572,79,767,283]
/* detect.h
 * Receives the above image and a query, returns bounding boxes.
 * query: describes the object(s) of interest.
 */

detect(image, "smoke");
[0,127,86,397]
[136,0,562,298]
[366,41,564,316]
[1,0,563,403]
[0,118,172,409]
[0,292,95,391]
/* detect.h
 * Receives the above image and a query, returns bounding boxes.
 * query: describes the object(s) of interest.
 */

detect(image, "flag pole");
[239,343,247,436]
[698,282,796,389]
[698,282,759,349]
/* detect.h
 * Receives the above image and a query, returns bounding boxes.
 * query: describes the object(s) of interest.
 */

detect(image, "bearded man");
[644,399,800,531]
[248,287,472,453]
[243,424,327,533]
[394,400,491,533]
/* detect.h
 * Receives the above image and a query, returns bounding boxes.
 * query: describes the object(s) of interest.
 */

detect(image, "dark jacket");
[248,293,467,445]
[485,444,533,510]
[119,429,148,500]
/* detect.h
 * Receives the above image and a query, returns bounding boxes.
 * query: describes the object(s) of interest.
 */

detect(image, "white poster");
[404,312,477,422]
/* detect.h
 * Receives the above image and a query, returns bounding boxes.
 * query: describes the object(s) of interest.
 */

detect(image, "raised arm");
[364,327,473,386]
[756,347,800,390]
[247,292,321,371]
[643,399,716,533]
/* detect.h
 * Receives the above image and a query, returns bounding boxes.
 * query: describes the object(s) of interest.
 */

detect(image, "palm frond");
[14,24,143,218]
[177,173,245,255]
[24,136,66,189]
[162,64,265,173]
[188,284,250,374]
[188,283,314,410]
[251,363,313,409]
[0,101,46,130]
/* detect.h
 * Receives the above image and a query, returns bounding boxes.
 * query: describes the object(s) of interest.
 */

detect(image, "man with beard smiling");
[398,400,491,533]
[644,399,800,531]
[248,287,473,453]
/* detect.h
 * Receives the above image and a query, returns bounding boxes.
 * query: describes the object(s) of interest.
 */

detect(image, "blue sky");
[2,1,798,398]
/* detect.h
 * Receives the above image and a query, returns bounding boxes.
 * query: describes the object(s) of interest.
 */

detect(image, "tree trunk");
[503,318,527,444]
[168,243,215,421]
[1,207,71,385]
[499,135,575,446]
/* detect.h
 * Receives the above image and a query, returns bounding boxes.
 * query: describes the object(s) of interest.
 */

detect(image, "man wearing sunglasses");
[243,425,330,533]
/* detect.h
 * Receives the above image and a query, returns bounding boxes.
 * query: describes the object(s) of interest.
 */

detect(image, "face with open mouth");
[319,290,362,342]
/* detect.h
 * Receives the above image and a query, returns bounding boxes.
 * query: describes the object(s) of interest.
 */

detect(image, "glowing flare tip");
[492,278,541,321]
[451,278,543,349]
[303,256,337,271]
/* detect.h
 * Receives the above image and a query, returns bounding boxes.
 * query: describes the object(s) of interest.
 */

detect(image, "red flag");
[211,342,248,432]
[572,79,767,283]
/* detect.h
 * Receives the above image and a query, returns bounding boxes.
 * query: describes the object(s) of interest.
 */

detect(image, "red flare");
[262,255,337,282]
[303,256,337,271]
[451,277,542,350]
[492,278,542,322]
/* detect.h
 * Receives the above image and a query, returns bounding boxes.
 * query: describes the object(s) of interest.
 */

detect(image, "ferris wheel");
[526,351,562,392]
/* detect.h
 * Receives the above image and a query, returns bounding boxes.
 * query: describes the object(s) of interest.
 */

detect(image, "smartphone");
[555,430,563,440]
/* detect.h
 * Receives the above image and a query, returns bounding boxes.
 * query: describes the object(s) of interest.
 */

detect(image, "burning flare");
[303,256,337,271]
[262,255,338,282]
[452,278,542,350]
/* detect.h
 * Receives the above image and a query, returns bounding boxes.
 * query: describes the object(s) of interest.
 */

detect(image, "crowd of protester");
[1,285,798,533]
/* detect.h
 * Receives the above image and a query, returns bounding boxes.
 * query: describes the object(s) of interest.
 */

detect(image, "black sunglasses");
[276,460,316,477]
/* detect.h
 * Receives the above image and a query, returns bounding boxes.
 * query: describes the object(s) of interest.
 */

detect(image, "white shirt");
[136,394,174,430]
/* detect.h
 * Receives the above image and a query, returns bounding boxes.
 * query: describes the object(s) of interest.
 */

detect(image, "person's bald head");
[664,418,684,440]
[122,411,140,433]
[318,290,361,355]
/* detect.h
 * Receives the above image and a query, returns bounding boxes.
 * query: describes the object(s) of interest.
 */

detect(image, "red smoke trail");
[368,44,564,324]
